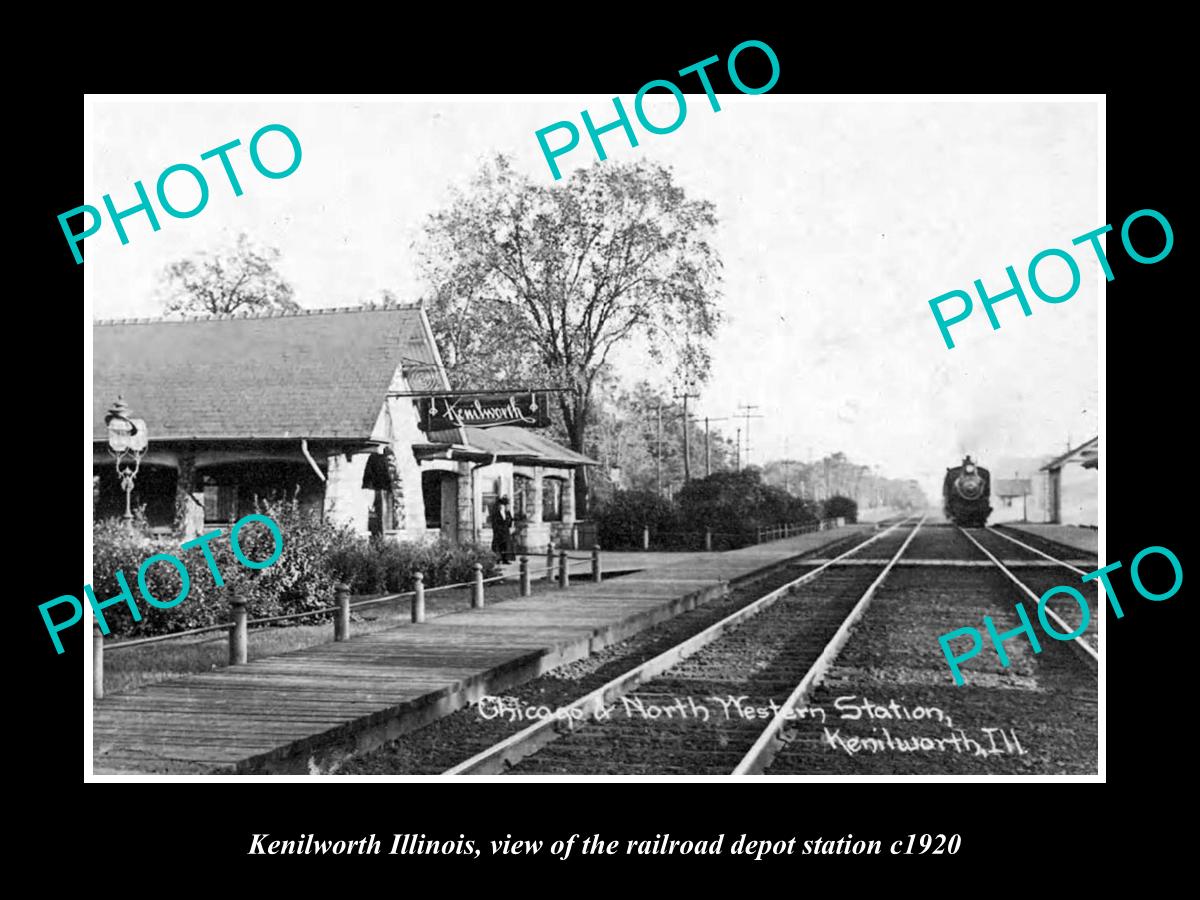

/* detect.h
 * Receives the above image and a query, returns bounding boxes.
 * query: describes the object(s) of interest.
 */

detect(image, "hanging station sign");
[418,392,553,431]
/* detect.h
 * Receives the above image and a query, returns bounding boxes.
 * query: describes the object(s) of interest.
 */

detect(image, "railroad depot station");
[92,305,596,553]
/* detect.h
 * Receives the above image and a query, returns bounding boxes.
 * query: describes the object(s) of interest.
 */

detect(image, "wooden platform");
[1003,523,1099,555]
[92,526,872,775]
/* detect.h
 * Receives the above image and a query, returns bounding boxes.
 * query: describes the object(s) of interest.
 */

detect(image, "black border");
[20,25,1187,878]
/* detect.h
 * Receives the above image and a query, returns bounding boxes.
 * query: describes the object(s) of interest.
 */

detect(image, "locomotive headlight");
[965,464,975,473]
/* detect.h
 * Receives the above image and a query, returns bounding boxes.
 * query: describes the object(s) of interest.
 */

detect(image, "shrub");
[93,498,358,638]
[92,497,503,639]
[323,535,499,595]
[676,469,819,542]
[823,495,858,524]
[593,490,682,550]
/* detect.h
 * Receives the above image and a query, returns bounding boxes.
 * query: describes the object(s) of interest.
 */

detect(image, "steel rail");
[958,527,1099,667]
[984,526,1091,576]
[732,516,927,775]
[442,516,917,775]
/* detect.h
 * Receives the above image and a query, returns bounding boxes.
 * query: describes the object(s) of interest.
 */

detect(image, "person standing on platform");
[491,495,514,563]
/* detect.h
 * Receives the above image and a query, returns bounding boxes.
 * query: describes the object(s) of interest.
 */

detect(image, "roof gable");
[93,305,437,442]
[1041,436,1099,472]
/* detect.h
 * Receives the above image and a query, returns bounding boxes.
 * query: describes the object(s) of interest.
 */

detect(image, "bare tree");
[160,232,298,316]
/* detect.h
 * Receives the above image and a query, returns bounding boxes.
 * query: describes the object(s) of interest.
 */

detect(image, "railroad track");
[445,517,924,775]
[443,516,1097,776]
[960,526,1099,659]
[991,523,1099,566]
[765,523,1097,775]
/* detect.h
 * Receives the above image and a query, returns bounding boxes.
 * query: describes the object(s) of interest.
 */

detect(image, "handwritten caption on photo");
[477,693,1024,759]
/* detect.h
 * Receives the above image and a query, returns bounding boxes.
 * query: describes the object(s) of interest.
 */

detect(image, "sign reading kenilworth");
[418,393,552,431]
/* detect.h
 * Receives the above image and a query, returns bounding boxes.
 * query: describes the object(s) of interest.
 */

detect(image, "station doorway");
[422,470,459,543]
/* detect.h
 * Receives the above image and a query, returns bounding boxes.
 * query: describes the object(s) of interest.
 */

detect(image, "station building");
[1040,436,1098,526]
[990,477,1033,523]
[91,305,596,553]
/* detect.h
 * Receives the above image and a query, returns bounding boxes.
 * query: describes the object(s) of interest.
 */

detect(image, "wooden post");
[642,525,650,550]
[412,572,425,623]
[558,549,569,589]
[229,597,248,665]
[334,583,350,641]
[93,620,104,701]
[473,563,485,608]
[519,557,531,597]
[705,527,712,551]
[592,544,602,583]
[545,543,555,582]
[571,522,578,550]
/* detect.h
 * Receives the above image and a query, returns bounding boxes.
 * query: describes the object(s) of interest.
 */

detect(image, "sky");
[87,96,1100,502]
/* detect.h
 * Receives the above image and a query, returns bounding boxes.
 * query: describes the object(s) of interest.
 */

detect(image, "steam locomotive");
[943,456,992,526]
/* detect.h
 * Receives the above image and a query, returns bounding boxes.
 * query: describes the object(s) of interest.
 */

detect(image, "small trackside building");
[1040,436,1098,526]
[92,304,596,553]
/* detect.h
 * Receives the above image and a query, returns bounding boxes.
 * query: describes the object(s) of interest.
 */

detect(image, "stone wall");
[457,462,475,544]
[172,451,204,539]
[324,452,370,532]
[385,396,431,541]
[515,464,549,554]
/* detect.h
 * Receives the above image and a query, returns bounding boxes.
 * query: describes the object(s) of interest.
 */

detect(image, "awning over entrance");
[414,425,597,467]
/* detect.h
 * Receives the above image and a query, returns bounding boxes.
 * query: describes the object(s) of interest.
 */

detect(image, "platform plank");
[92,525,871,774]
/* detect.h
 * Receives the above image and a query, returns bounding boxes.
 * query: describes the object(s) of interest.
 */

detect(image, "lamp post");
[105,397,148,527]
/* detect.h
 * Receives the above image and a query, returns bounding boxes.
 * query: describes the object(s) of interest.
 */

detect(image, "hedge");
[593,490,683,550]
[92,499,499,638]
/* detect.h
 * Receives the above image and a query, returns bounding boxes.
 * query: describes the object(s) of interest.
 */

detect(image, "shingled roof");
[994,478,1031,497]
[92,305,434,442]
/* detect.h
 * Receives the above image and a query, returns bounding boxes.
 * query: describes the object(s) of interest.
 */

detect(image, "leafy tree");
[160,232,298,316]
[418,155,723,513]
[586,378,737,506]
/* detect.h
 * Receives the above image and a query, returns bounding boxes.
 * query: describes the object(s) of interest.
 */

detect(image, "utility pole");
[682,396,691,483]
[705,416,711,477]
[656,403,663,497]
[674,388,699,483]
[735,427,742,471]
[784,437,791,494]
[736,403,763,468]
[697,414,736,476]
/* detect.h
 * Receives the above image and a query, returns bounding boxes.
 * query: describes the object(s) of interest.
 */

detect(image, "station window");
[513,474,532,518]
[203,478,237,524]
[481,476,501,523]
[422,472,443,529]
[543,477,564,522]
